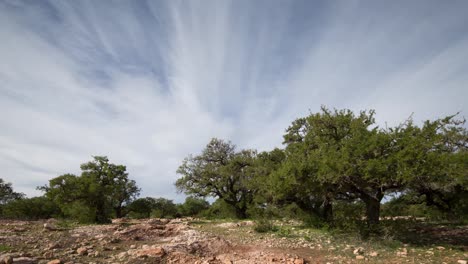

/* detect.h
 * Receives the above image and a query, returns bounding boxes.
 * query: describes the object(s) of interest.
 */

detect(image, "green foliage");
[64,200,97,223]
[178,197,210,217]
[40,156,140,223]
[271,106,468,228]
[127,197,156,219]
[254,218,277,233]
[55,219,80,229]
[0,178,25,217]
[279,107,400,226]
[382,192,468,222]
[200,199,237,219]
[332,201,365,231]
[176,138,257,219]
[0,244,12,252]
[127,197,178,219]
[150,198,178,218]
[0,178,24,205]
[276,226,293,237]
[172,108,466,229]
[395,116,468,220]
[1,196,61,220]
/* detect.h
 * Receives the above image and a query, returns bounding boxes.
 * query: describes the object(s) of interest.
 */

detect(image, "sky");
[1,0,467,201]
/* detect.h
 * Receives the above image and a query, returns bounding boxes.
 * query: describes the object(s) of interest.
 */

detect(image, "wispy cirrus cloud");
[1,0,467,200]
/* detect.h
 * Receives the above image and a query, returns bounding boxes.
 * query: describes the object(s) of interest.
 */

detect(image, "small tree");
[179,197,210,216]
[0,178,24,205]
[127,197,156,219]
[176,138,257,219]
[150,198,178,218]
[40,156,140,223]
[0,179,25,217]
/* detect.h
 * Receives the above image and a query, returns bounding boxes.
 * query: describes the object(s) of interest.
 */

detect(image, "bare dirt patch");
[0,218,466,264]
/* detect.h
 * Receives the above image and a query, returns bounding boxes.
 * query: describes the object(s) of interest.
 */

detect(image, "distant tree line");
[0,157,209,223]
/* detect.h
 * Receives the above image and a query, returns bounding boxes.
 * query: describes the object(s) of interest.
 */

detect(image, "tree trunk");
[322,198,334,224]
[363,196,381,227]
[234,205,248,219]
[224,198,248,219]
[115,206,123,218]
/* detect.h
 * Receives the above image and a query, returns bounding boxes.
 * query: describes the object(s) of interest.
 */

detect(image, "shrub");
[126,197,155,219]
[1,196,61,220]
[254,218,277,233]
[200,199,237,219]
[178,197,210,217]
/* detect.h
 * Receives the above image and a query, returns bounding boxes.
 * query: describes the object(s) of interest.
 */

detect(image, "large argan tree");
[280,107,468,226]
[281,107,403,226]
[176,138,257,219]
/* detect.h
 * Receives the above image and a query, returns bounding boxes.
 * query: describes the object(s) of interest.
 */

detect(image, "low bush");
[254,218,277,233]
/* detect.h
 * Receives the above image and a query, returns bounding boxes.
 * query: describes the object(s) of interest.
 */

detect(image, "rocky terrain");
[0,218,467,264]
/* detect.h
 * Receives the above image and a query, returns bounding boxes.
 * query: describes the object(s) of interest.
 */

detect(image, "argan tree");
[0,178,24,205]
[40,156,140,223]
[396,115,468,219]
[176,138,257,219]
[281,107,403,226]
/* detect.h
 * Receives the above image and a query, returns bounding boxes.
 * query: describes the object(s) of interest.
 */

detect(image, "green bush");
[1,196,61,220]
[178,197,210,217]
[200,199,237,219]
[126,197,179,219]
[276,226,292,237]
[63,200,96,223]
[332,201,365,231]
[126,197,155,219]
[254,218,277,233]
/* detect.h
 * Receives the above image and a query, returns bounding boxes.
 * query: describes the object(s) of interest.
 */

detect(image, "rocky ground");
[0,218,467,264]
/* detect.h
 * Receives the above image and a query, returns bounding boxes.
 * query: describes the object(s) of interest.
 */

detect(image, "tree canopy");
[1,178,24,205]
[176,138,257,218]
[40,156,140,223]
[174,107,467,227]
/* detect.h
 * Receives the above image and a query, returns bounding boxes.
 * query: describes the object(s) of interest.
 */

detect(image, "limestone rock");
[43,223,56,231]
[293,258,305,264]
[353,247,364,255]
[76,247,87,256]
[12,257,35,264]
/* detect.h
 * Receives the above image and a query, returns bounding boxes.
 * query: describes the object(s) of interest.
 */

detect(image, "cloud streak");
[1,0,467,200]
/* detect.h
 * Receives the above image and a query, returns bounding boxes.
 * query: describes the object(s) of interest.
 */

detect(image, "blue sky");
[1,0,467,201]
